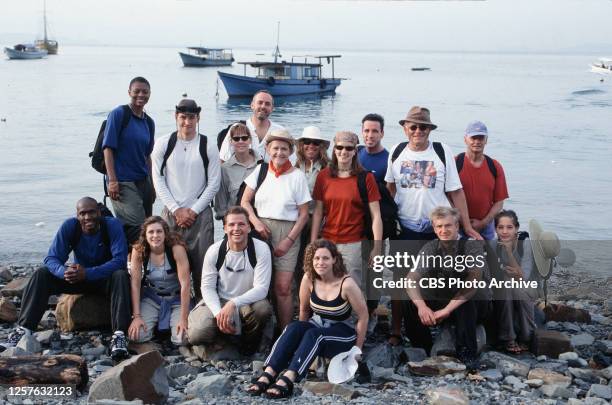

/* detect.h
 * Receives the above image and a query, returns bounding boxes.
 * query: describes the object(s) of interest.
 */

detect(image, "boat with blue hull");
[179,47,234,67]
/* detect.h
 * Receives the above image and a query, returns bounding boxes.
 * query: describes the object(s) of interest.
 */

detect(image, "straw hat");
[529,219,561,279]
[297,126,330,148]
[327,346,361,384]
[264,129,295,151]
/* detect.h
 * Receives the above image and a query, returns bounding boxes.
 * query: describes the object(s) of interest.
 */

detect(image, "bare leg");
[274,272,294,330]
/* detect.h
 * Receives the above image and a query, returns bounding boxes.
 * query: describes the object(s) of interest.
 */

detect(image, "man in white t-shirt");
[187,206,272,355]
[219,90,284,162]
[151,99,221,300]
[383,106,481,346]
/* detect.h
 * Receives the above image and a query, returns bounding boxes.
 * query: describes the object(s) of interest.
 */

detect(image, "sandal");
[388,333,403,346]
[502,341,524,354]
[265,374,294,399]
[246,371,275,396]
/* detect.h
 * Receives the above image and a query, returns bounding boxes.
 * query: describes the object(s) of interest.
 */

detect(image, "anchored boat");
[4,44,48,60]
[591,58,612,75]
[179,47,234,67]
[34,0,58,55]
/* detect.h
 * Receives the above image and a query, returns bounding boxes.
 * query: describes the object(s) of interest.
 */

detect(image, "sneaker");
[1,326,31,351]
[110,331,129,360]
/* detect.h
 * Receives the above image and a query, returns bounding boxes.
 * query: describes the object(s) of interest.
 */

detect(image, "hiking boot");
[110,331,129,360]
[0,326,31,351]
[456,346,480,373]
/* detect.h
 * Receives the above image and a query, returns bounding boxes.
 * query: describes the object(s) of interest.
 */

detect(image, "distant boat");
[411,67,431,71]
[591,58,612,75]
[34,0,58,55]
[179,47,234,67]
[4,44,48,60]
[217,23,343,97]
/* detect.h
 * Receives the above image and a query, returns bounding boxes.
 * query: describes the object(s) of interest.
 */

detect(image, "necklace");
[178,135,196,151]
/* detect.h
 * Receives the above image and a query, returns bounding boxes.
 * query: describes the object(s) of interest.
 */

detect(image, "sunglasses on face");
[406,124,431,132]
[231,135,250,142]
[302,139,322,146]
[334,145,356,152]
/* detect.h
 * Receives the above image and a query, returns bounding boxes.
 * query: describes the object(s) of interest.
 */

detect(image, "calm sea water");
[1,46,611,270]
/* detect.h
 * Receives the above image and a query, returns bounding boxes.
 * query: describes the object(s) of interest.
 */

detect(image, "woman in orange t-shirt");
[311,131,382,291]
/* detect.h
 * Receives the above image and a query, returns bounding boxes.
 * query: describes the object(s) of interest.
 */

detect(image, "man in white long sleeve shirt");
[218,90,284,162]
[152,99,221,299]
[187,206,272,354]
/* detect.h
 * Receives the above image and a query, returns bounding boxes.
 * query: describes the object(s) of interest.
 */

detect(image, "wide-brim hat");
[297,126,330,148]
[529,219,561,279]
[328,346,361,384]
[264,129,295,150]
[398,106,437,130]
[175,98,202,114]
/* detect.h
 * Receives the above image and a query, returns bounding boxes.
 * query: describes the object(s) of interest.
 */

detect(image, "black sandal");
[246,371,275,396]
[265,374,294,399]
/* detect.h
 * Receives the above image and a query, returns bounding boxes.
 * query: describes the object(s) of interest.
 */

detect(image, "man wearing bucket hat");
[152,98,221,300]
[219,90,285,162]
[456,121,509,240]
[384,106,481,346]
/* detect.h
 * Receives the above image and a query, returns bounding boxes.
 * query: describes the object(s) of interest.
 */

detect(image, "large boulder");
[55,294,111,332]
[481,351,530,377]
[0,277,30,298]
[87,351,168,404]
[534,329,572,358]
[302,381,360,400]
[0,297,17,322]
[527,368,571,388]
[184,374,232,398]
[542,303,591,323]
[408,356,466,376]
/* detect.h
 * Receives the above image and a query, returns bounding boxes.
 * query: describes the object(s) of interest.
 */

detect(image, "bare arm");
[241,186,270,240]
[173,245,191,328]
[104,148,120,200]
[386,182,396,199]
[298,273,313,321]
[342,278,368,349]
[310,200,324,243]
[129,249,143,318]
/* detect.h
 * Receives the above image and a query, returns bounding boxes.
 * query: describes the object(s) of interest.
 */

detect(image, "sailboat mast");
[273,21,281,63]
[43,0,48,41]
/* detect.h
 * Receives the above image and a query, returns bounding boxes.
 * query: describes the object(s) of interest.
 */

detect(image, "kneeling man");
[1,197,131,359]
[404,206,491,370]
[188,206,272,354]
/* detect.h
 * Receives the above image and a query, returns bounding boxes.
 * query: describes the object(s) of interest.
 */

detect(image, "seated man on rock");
[0,197,131,360]
[403,206,491,371]
[188,206,272,355]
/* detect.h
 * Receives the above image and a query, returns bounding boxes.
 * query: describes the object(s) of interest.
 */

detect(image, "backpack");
[356,171,399,240]
[391,141,446,166]
[234,162,269,207]
[159,132,210,185]
[217,120,247,151]
[69,205,113,253]
[215,234,258,271]
[90,105,155,174]
[455,152,497,178]
[143,245,177,278]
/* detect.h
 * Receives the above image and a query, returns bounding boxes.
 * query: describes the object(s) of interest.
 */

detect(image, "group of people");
[1,76,547,398]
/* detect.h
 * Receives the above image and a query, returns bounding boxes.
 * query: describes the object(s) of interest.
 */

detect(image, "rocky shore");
[0,264,610,405]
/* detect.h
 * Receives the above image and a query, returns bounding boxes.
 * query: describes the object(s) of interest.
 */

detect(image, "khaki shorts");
[261,218,300,273]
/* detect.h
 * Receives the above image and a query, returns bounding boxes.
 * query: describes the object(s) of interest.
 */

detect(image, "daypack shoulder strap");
[144,112,155,138]
[199,134,209,185]
[456,152,466,173]
[255,162,269,191]
[119,105,132,132]
[70,218,110,253]
[432,142,446,167]
[357,171,372,237]
[215,236,229,271]
[160,132,178,176]
[215,236,257,271]
[166,245,177,273]
[391,142,408,163]
[246,236,257,269]
[484,155,497,178]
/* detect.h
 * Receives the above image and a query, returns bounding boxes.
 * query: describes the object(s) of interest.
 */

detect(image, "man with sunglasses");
[456,121,508,240]
[219,90,285,162]
[152,99,221,300]
[188,206,272,354]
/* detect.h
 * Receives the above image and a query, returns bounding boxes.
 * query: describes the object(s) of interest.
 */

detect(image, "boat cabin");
[239,55,341,80]
[187,47,233,61]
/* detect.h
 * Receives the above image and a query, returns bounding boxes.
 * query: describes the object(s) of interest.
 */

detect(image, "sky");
[1,0,612,53]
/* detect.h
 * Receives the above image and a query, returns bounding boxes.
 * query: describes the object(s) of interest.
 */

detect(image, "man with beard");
[219,90,284,162]
[1,197,131,360]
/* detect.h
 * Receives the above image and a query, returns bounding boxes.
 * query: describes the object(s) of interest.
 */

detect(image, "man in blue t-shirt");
[358,113,389,183]
[103,76,155,244]
[0,197,131,360]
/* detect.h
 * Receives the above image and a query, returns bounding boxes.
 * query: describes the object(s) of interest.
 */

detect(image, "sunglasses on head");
[334,145,356,152]
[302,139,322,146]
[232,135,250,142]
[406,124,431,132]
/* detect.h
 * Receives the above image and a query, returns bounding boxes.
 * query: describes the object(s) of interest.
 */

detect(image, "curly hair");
[133,216,186,262]
[303,239,348,280]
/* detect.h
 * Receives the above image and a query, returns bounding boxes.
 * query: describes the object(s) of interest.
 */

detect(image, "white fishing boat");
[4,44,48,60]
[590,58,612,75]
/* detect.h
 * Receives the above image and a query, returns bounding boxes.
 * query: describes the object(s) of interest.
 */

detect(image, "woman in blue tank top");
[247,239,368,399]
[128,216,191,346]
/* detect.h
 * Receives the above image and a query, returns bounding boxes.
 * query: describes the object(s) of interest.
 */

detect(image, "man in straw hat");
[384,106,482,346]
[219,90,285,162]
[152,98,221,300]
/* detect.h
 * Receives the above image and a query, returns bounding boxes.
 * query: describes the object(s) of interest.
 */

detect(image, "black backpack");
[391,141,446,166]
[90,105,155,174]
[357,171,399,240]
[215,234,258,271]
[234,162,269,208]
[159,132,210,185]
[455,152,497,178]
[217,120,247,151]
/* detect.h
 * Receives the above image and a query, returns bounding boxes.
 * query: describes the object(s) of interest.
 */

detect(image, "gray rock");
[165,363,199,379]
[481,369,503,382]
[88,351,168,405]
[504,375,527,390]
[0,346,29,357]
[525,379,544,388]
[364,343,398,368]
[528,368,571,388]
[559,352,579,361]
[82,345,106,357]
[302,381,360,400]
[94,364,112,373]
[546,321,560,329]
[0,276,29,297]
[90,401,144,405]
[571,333,595,347]
[595,340,612,355]
[401,347,427,363]
[38,310,57,330]
[34,330,56,344]
[481,351,531,377]
[537,355,548,361]
[0,297,18,322]
[600,365,612,380]
[604,299,612,312]
[192,344,242,361]
[408,356,466,376]
[17,334,41,353]
[540,384,573,399]
[0,267,13,282]
[430,324,486,357]
[563,322,582,333]
[568,367,600,384]
[587,384,612,400]
[184,374,232,397]
[251,360,264,374]
[371,366,395,380]
[425,385,469,405]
